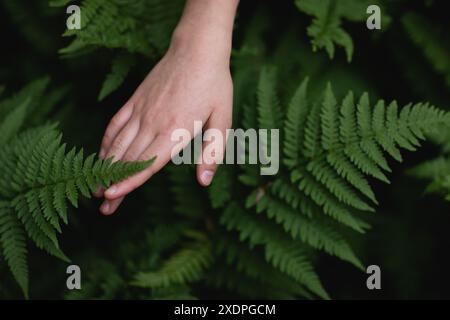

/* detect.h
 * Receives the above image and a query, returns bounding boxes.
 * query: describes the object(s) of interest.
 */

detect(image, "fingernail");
[201,170,214,186]
[100,201,110,214]
[106,185,117,197]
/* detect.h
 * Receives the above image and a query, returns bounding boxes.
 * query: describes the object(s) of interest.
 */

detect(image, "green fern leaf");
[0,124,154,297]
[284,78,309,167]
[265,241,330,299]
[402,12,450,87]
[57,0,184,58]
[0,205,28,298]
[98,53,135,101]
[132,232,212,288]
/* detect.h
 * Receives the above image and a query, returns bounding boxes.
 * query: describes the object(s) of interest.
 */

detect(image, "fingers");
[100,197,125,216]
[104,132,183,200]
[105,120,140,162]
[100,102,134,158]
[121,130,156,162]
[197,110,232,186]
[99,127,155,214]
[95,102,135,199]
[97,119,142,214]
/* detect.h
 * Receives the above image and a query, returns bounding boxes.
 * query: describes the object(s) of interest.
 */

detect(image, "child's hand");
[97,0,237,215]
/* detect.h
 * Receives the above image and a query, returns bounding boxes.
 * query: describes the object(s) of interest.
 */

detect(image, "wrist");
[176,0,238,33]
[171,22,232,51]
[174,0,237,37]
[168,0,238,66]
[169,23,232,69]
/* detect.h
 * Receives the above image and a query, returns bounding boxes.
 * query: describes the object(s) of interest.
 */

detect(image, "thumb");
[197,111,231,187]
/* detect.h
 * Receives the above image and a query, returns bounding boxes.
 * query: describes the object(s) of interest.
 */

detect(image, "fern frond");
[0,77,51,145]
[402,12,450,87]
[56,0,185,58]
[220,202,329,298]
[257,67,283,130]
[259,184,363,269]
[295,0,389,62]
[213,234,315,299]
[208,165,233,209]
[98,53,135,101]
[0,98,31,145]
[284,78,309,168]
[167,165,207,218]
[265,240,330,299]
[0,205,28,298]
[227,69,449,299]
[0,124,153,296]
[409,157,450,199]
[294,0,363,61]
[290,80,449,227]
[132,232,212,288]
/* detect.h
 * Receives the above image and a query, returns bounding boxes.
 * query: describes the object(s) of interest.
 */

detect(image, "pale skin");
[96,0,239,215]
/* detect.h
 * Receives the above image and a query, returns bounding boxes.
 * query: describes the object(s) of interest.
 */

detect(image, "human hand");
[97,0,237,215]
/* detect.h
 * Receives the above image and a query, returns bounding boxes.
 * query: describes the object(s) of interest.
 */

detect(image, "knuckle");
[161,125,177,138]
[140,114,154,128]
[110,138,125,154]
[168,115,184,130]
[123,150,139,162]
[161,120,182,137]
[109,115,122,128]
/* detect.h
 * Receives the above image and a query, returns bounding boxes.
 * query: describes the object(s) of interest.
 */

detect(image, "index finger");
[104,132,186,200]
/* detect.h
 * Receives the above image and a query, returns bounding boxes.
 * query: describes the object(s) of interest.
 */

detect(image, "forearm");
[170,0,239,66]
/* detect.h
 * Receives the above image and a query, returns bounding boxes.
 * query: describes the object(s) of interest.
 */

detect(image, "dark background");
[1,0,450,299]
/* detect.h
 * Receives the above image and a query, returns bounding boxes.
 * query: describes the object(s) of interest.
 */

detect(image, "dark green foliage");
[54,0,184,57]
[0,82,153,297]
[0,77,50,143]
[64,169,204,300]
[50,0,185,101]
[402,12,450,88]
[64,219,198,300]
[61,1,447,298]
[1,0,449,300]
[410,156,450,200]
[98,53,135,101]
[209,68,449,298]
[294,0,389,62]
[404,10,450,199]
[133,231,212,289]
[1,1,59,55]
[409,124,450,199]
